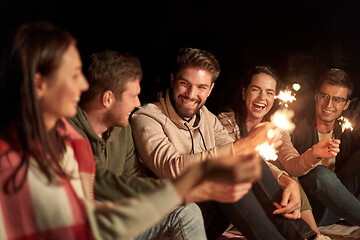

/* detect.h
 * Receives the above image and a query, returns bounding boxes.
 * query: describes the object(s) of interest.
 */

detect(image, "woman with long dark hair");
[218,66,331,240]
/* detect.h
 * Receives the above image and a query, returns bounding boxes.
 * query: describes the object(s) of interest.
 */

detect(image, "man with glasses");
[280,68,360,226]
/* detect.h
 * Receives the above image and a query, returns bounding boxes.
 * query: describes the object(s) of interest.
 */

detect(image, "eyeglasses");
[317,91,348,106]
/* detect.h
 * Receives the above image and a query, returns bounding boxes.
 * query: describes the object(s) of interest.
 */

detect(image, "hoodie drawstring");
[184,123,207,153]
[198,128,208,151]
[184,123,195,154]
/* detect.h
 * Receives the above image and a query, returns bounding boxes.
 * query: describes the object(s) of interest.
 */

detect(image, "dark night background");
[1,0,360,115]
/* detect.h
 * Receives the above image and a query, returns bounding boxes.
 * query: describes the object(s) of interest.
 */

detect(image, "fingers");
[273,203,301,219]
[281,210,301,220]
[314,139,341,158]
[280,189,290,207]
[204,154,261,184]
[213,182,252,203]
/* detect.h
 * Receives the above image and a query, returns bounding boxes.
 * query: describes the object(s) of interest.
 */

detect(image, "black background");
[1,0,359,114]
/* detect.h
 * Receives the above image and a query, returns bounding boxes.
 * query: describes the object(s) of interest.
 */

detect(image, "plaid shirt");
[217,111,241,141]
[0,119,94,240]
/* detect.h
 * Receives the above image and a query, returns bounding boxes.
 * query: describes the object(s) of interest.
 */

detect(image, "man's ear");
[314,92,318,102]
[170,73,175,88]
[208,83,215,97]
[102,90,114,108]
[34,73,47,99]
[343,99,351,111]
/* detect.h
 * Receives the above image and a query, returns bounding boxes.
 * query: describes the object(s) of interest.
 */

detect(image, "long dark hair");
[0,22,76,193]
[233,66,280,137]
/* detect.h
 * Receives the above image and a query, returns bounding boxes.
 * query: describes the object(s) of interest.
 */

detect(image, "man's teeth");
[323,109,333,113]
[183,99,196,105]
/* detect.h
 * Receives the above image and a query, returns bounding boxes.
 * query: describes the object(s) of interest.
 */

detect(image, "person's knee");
[300,166,338,193]
[171,203,204,225]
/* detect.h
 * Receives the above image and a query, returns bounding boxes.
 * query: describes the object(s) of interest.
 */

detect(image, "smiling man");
[288,68,360,226]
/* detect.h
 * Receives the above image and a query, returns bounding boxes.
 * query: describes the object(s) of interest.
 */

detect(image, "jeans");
[299,149,360,226]
[135,203,207,240]
[200,160,316,240]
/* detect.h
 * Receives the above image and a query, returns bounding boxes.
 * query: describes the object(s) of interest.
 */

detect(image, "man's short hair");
[172,48,220,83]
[80,50,142,105]
[318,68,353,99]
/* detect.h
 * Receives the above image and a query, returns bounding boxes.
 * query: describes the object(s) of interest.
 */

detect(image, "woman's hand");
[273,175,301,219]
[312,139,340,160]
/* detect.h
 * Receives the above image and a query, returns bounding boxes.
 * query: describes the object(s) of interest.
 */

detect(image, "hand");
[186,181,252,203]
[233,122,282,155]
[273,175,301,219]
[312,139,340,160]
[206,152,262,184]
[177,153,260,203]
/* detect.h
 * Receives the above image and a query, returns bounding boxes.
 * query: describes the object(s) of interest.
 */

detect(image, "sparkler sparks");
[255,143,278,161]
[255,89,297,161]
[256,109,296,161]
[275,90,296,108]
[338,116,353,135]
[270,109,295,132]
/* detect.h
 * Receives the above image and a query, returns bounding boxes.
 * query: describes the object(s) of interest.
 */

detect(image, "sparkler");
[270,109,295,133]
[275,90,296,109]
[255,143,278,161]
[336,116,354,139]
[256,107,296,161]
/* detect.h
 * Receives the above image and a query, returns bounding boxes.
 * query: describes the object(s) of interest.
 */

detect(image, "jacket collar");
[308,109,343,139]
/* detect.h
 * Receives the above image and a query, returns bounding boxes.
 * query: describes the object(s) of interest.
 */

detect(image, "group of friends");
[0,22,359,240]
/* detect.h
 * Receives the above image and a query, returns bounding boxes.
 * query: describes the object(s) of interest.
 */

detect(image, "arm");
[131,113,234,179]
[86,153,261,240]
[94,162,164,201]
[84,181,183,240]
[277,130,340,177]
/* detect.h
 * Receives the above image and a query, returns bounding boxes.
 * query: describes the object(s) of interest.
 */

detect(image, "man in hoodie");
[131,47,318,240]
[68,50,213,239]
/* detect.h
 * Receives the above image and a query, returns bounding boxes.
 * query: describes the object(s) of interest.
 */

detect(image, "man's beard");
[170,92,204,119]
[174,101,204,119]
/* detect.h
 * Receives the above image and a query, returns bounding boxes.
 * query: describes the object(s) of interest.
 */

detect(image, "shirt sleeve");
[84,181,182,240]
[277,130,320,177]
[93,159,165,201]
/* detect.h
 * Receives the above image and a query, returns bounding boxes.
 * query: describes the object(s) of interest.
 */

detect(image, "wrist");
[278,175,294,189]
[311,145,323,161]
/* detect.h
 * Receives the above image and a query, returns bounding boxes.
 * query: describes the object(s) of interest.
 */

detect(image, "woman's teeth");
[254,102,265,109]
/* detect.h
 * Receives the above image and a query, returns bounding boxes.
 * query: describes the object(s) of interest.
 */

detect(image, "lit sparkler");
[255,143,278,161]
[270,109,295,132]
[256,109,296,161]
[336,116,354,138]
[275,90,296,109]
